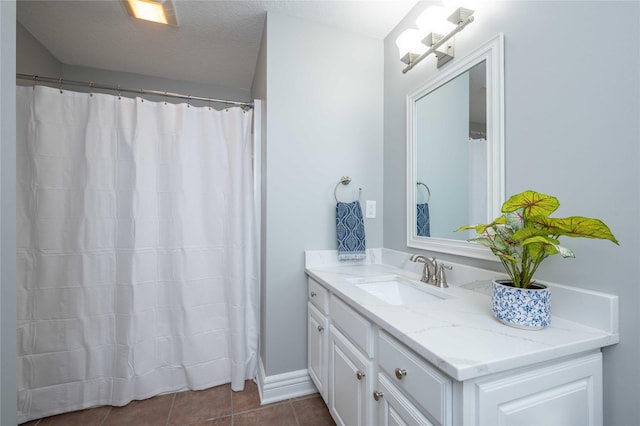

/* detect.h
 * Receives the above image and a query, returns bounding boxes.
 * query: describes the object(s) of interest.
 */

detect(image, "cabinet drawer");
[330,295,373,358]
[308,278,329,314]
[378,331,451,425]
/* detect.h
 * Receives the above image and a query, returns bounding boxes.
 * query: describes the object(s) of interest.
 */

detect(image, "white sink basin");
[349,276,448,306]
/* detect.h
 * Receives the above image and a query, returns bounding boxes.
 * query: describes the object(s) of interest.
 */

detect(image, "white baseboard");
[256,358,318,405]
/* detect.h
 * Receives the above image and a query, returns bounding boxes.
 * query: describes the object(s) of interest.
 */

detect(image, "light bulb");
[416,6,451,35]
[395,29,427,60]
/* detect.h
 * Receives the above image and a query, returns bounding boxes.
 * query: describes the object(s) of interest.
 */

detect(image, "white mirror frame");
[406,33,505,261]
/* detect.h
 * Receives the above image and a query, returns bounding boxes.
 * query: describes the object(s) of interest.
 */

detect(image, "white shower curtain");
[16,85,258,422]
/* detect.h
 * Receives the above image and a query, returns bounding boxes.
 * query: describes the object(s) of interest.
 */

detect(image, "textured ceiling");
[17,0,419,90]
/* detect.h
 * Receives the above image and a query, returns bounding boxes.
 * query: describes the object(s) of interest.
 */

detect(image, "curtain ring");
[187,96,191,108]
[89,81,94,97]
[140,88,144,102]
[164,91,168,105]
[117,85,122,100]
[208,98,212,110]
[58,77,63,94]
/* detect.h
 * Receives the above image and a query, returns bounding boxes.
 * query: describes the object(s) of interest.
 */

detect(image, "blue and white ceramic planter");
[492,280,551,330]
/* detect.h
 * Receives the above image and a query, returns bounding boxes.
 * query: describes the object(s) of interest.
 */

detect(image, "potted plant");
[457,190,618,329]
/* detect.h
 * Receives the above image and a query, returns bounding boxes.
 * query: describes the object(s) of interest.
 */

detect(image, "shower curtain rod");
[16,73,254,109]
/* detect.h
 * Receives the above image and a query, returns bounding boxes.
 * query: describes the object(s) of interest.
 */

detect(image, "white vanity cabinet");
[306,273,609,426]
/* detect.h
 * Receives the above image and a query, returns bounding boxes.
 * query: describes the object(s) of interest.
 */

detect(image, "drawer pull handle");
[395,368,407,380]
[373,390,384,401]
[356,370,366,380]
[317,325,324,332]
[310,291,317,297]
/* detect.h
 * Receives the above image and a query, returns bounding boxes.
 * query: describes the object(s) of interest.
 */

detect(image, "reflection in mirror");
[415,60,486,240]
[407,34,504,261]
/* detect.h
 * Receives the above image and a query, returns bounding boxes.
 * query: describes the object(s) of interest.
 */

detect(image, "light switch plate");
[366,200,376,218]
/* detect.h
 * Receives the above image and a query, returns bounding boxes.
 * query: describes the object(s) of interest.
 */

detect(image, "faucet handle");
[436,263,452,288]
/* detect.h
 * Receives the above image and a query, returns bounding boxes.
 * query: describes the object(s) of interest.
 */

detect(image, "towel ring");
[417,181,431,203]
[334,176,362,203]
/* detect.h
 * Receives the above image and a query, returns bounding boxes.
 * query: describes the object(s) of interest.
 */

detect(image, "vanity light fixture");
[122,0,178,26]
[396,5,474,73]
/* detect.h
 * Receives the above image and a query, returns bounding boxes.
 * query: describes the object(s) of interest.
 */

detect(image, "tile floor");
[19,380,336,426]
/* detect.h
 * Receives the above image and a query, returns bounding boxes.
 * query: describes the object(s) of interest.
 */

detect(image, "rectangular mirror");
[406,34,504,260]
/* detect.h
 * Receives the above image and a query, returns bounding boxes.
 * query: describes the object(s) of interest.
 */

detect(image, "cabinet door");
[329,325,372,426]
[374,373,435,426]
[471,352,603,426]
[308,302,328,402]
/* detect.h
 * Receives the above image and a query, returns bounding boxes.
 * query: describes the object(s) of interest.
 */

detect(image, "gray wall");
[259,12,384,376]
[1,3,17,425]
[17,21,60,77]
[383,1,640,424]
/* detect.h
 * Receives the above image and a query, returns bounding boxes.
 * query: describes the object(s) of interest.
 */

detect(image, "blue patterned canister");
[492,280,551,330]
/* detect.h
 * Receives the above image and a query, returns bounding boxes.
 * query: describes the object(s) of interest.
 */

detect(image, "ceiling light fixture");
[122,0,178,26]
[396,4,474,72]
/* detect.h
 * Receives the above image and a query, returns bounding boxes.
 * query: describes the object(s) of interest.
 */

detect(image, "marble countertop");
[305,249,619,382]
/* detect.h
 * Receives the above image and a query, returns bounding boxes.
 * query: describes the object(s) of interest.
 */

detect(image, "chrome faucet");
[409,255,452,288]
[409,254,436,284]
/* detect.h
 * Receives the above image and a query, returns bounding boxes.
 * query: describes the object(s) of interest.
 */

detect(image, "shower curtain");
[16,85,258,422]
